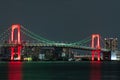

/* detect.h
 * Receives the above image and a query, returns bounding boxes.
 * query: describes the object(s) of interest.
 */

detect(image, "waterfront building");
[104,38,118,60]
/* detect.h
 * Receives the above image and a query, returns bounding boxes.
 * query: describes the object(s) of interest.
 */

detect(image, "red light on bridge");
[11,24,21,60]
[91,34,101,61]
[11,24,21,44]
[8,62,22,80]
[90,61,101,80]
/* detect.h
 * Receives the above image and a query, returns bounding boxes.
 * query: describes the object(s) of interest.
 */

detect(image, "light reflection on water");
[0,61,119,80]
[90,61,101,80]
[8,61,22,80]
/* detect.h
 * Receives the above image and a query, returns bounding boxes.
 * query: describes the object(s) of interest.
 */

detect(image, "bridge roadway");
[0,43,110,52]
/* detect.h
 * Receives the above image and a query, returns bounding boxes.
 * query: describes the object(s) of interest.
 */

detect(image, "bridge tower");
[10,24,22,60]
[91,34,101,61]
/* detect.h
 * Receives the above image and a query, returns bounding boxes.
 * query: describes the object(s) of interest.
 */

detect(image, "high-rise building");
[104,38,118,51]
[104,38,118,60]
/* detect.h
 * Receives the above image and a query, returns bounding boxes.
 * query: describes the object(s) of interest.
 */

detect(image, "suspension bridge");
[0,24,110,61]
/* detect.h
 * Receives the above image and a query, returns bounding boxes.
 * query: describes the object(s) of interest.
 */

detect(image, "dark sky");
[0,0,120,43]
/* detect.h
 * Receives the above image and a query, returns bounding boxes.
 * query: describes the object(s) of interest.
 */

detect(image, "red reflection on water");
[90,61,101,80]
[8,61,22,80]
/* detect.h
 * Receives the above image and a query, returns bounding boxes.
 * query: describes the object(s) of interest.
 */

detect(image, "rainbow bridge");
[0,24,110,61]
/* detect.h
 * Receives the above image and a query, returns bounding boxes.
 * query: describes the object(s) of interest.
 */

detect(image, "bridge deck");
[0,43,110,52]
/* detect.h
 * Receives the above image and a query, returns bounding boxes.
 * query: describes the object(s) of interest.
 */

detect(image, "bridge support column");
[11,46,22,60]
[10,24,22,60]
[91,34,101,61]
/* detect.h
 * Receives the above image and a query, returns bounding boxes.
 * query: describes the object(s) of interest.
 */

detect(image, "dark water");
[0,61,120,80]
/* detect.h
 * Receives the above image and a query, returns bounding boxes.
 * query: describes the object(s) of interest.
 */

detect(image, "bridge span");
[0,24,110,61]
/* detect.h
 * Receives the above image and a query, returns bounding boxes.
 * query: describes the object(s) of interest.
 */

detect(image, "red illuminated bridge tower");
[10,24,22,60]
[91,34,101,61]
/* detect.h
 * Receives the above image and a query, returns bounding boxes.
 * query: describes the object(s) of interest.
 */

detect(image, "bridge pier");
[10,24,21,60]
[92,50,100,61]
[11,46,22,60]
[91,34,101,61]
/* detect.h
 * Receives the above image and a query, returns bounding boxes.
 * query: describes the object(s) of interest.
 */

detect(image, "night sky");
[0,0,120,44]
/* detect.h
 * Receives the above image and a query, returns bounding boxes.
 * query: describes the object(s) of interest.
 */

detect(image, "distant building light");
[111,51,117,60]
